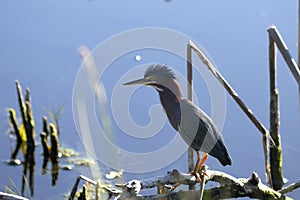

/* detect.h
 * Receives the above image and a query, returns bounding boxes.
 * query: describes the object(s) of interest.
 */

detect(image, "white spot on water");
[135,55,142,61]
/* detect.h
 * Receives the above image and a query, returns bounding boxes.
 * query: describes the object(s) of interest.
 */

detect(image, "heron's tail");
[209,139,232,166]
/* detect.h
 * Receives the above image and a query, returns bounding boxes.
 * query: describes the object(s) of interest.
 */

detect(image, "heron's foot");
[192,165,209,183]
[164,183,180,192]
[196,164,209,173]
[191,171,202,183]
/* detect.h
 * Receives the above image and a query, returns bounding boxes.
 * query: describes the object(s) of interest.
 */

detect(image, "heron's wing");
[178,99,221,153]
[178,99,232,166]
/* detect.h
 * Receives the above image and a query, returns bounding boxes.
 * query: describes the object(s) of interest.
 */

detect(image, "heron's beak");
[123,78,149,86]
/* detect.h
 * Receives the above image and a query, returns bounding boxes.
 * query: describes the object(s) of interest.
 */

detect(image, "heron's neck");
[153,82,183,131]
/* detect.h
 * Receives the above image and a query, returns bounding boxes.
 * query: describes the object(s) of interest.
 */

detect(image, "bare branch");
[140,169,197,188]
[116,169,293,200]
[269,28,284,190]
[186,42,195,190]
[0,192,29,200]
[279,180,300,195]
[268,26,300,86]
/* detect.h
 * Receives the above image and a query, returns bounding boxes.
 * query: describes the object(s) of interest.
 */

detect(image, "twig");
[298,0,300,109]
[0,192,29,200]
[186,41,195,190]
[69,175,97,200]
[69,175,122,200]
[298,0,300,72]
[138,169,196,188]
[279,180,300,194]
[198,169,206,200]
[268,26,300,86]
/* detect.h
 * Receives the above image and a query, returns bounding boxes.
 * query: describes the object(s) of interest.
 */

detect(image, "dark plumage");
[144,65,176,80]
[124,64,232,167]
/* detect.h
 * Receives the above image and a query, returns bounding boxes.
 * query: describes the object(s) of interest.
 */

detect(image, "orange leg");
[193,152,209,183]
[198,153,208,170]
[193,151,202,183]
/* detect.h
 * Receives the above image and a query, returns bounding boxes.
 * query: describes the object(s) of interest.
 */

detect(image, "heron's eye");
[145,76,155,81]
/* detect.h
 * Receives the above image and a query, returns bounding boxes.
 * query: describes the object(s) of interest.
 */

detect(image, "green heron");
[124,64,231,181]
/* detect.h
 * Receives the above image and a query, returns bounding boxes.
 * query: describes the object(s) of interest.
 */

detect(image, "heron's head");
[123,64,182,98]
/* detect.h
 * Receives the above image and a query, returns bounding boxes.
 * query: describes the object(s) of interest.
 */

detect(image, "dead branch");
[267,26,300,86]
[186,42,195,190]
[279,180,300,195]
[0,192,29,200]
[116,169,293,200]
[269,28,284,190]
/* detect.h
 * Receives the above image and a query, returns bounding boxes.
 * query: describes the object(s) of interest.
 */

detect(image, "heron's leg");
[193,151,202,183]
[194,151,201,171]
[198,153,208,170]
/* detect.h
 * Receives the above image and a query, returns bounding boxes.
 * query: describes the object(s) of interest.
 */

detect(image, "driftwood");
[115,169,295,200]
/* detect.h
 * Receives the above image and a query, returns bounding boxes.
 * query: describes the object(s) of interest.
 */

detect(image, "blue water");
[0,1,299,199]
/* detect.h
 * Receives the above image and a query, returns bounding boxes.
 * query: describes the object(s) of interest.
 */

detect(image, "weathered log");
[116,169,293,200]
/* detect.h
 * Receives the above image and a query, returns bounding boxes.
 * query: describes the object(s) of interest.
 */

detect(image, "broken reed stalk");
[186,41,195,190]
[23,103,36,196]
[15,80,28,136]
[42,116,49,136]
[9,109,22,160]
[267,26,300,85]
[299,0,300,71]
[40,132,49,172]
[25,88,31,103]
[187,40,271,183]
[269,31,284,190]
[49,123,60,186]
[298,0,300,108]
[49,124,59,165]
[69,175,97,200]
[268,25,300,121]
[41,117,50,158]
[267,25,300,190]
[40,117,50,174]
[15,81,36,196]
[25,102,35,148]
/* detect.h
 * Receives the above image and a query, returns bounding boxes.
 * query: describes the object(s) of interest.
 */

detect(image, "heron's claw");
[191,171,202,183]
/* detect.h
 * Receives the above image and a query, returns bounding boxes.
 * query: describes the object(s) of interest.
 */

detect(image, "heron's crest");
[144,64,176,80]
